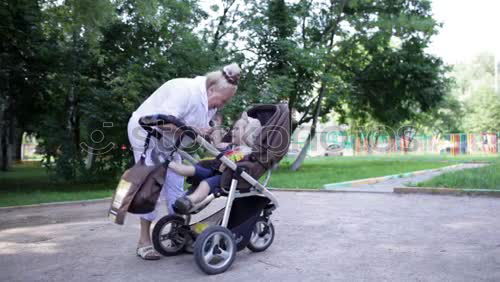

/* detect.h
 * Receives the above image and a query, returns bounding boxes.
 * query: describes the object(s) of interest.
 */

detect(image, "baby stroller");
[138,104,290,275]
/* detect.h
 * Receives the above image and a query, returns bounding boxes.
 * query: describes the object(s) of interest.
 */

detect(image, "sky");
[427,0,500,64]
[201,0,499,69]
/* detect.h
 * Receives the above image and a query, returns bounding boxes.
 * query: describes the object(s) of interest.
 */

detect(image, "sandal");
[136,245,161,260]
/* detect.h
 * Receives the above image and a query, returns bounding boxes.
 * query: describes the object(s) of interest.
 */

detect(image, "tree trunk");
[13,129,23,161]
[85,147,94,170]
[67,84,76,142]
[210,0,236,56]
[374,134,380,153]
[0,125,9,171]
[366,132,372,154]
[0,101,16,170]
[289,0,347,171]
[290,129,314,171]
[289,97,297,132]
[0,117,18,170]
[66,30,81,159]
[1,74,11,170]
[290,84,325,171]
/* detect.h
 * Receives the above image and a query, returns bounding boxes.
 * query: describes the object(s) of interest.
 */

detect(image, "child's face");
[231,119,247,145]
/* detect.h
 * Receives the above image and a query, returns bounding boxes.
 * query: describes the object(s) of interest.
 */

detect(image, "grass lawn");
[415,157,500,190]
[0,162,115,207]
[1,154,497,207]
[267,155,476,189]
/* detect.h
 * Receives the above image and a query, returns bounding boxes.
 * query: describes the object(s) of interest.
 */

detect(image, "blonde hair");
[239,112,262,147]
[206,63,241,94]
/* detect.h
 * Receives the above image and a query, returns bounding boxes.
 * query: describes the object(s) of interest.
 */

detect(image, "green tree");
[33,0,114,179]
[0,0,48,170]
[239,0,449,169]
[452,52,500,132]
[1,0,455,178]
[86,0,215,178]
[463,85,500,132]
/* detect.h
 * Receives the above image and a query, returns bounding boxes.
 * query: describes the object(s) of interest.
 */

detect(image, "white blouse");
[132,76,216,130]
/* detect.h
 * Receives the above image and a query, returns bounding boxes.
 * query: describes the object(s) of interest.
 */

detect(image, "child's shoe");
[173,196,193,214]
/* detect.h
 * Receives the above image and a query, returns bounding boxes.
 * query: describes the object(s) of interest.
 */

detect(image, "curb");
[2,182,496,211]
[394,187,500,197]
[269,188,395,194]
[1,189,335,210]
[0,197,111,211]
[323,164,463,189]
[269,188,341,193]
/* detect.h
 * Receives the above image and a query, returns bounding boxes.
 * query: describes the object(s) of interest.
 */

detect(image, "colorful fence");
[290,132,500,156]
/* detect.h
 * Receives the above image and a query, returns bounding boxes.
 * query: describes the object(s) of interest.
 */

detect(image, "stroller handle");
[138,114,198,140]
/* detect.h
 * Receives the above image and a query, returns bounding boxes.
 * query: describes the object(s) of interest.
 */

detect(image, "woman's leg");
[138,218,153,246]
[137,156,185,247]
[137,199,159,247]
[165,155,185,215]
[128,117,160,259]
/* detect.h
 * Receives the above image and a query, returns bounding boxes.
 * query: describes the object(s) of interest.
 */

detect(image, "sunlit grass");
[268,155,462,188]
[1,154,498,207]
[415,157,500,190]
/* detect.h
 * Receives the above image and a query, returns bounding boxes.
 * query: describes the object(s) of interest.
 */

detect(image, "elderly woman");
[127,63,241,260]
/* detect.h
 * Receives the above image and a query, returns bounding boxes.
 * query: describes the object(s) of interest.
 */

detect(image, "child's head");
[231,112,262,147]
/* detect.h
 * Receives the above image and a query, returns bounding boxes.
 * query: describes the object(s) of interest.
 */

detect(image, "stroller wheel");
[194,226,236,275]
[152,215,188,256]
[247,218,275,252]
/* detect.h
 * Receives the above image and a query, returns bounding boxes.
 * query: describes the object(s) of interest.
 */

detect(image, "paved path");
[1,191,500,282]
[326,163,488,193]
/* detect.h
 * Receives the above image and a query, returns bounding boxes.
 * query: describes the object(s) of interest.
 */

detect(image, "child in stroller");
[138,104,290,275]
[166,112,262,214]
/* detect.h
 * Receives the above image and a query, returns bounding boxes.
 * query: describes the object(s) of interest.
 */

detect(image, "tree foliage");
[1,0,453,176]
[455,53,500,132]
[0,0,48,170]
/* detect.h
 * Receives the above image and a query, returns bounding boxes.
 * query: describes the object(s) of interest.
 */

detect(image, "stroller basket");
[190,207,225,229]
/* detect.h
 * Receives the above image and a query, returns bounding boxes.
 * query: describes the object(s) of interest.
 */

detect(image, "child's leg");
[186,181,211,204]
[167,161,195,177]
[173,174,220,214]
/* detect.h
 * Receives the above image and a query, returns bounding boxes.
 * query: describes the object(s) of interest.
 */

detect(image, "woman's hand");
[216,142,230,150]
[197,127,215,142]
[218,163,227,172]
[198,127,214,136]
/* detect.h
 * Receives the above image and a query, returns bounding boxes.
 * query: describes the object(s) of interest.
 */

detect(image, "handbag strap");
[140,132,152,163]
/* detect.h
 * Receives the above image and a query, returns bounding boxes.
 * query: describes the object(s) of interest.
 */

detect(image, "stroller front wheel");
[152,215,189,256]
[194,226,236,275]
[247,218,275,252]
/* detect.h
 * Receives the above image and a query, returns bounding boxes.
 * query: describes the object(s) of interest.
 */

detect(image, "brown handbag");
[108,159,166,225]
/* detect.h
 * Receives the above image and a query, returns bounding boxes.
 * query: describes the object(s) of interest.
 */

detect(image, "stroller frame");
[138,105,289,275]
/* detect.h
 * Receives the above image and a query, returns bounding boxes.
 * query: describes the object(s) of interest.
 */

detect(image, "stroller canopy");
[244,104,291,170]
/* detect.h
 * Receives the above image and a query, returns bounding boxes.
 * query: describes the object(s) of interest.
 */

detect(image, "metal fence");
[290,132,500,156]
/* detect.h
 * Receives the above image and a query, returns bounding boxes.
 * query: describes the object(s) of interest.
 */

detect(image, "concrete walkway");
[325,163,488,193]
[1,191,500,281]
